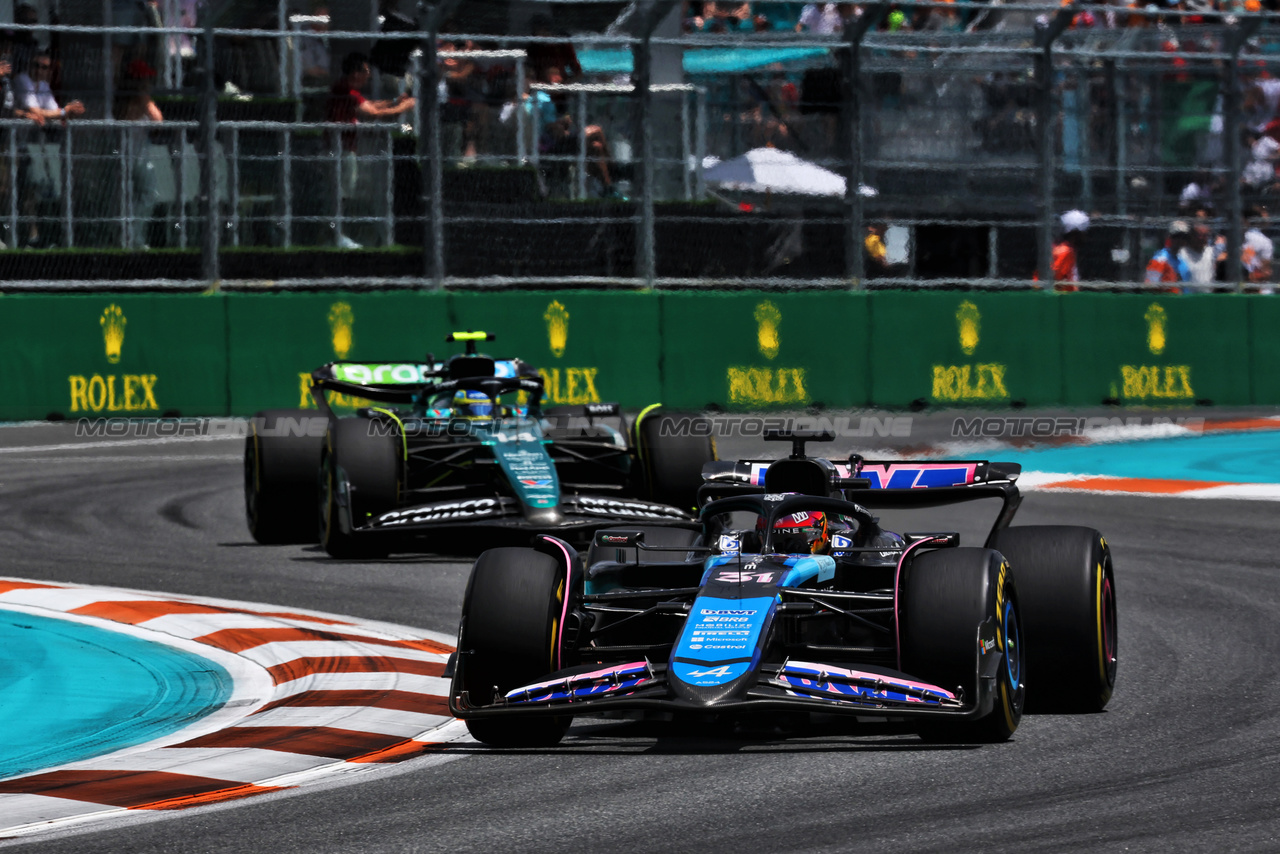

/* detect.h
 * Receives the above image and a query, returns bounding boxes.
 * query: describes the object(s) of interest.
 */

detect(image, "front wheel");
[320,417,400,559]
[457,547,572,747]
[991,526,1117,713]
[901,547,1025,744]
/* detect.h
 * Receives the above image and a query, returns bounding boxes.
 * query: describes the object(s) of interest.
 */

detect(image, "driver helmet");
[764,511,830,555]
[452,389,494,419]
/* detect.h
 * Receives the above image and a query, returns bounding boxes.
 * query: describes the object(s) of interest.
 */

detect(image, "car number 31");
[716,571,777,583]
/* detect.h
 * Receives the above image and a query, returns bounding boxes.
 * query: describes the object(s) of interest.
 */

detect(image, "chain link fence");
[1,0,1279,290]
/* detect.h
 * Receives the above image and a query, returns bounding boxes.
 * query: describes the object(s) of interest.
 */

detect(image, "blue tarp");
[578,46,829,76]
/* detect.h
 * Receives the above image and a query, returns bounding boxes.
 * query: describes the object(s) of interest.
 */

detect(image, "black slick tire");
[458,547,571,747]
[320,416,400,559]
[990,526,1117,713]
[901,547,1025,743]
[244,408,325,544]
[632,406,716,512]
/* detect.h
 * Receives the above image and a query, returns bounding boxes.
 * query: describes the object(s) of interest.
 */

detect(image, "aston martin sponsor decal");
[570,496,688,519]
[376,498,501,526]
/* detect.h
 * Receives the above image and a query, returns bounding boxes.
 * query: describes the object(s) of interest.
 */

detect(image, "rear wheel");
[632,405,716,512]
[244,409,325,544]
[991,526,1117,713]
[320,416,400,559]
[458,547,571,747]
[901,547,1025,743]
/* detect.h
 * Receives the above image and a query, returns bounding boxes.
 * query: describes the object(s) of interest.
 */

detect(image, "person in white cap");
[1052,209,1090,286]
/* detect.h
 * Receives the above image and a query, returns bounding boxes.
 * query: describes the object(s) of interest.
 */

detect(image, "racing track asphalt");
[1,420,1279,852]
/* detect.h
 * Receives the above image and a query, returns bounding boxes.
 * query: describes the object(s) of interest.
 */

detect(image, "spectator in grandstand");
[1243,131,1280,195]
[297,5,332,90]
[114,59,164,249]
[1146,220,1193,288]
[326,52,416,247]
[1242,205,1274,288]
[526,15,582,88]
[1179,221,1221,286]
[976,71,1036,154]
[1051,209,1090,287]
[741,69,798,151]
[1178,171,1219,214]
[440,37,484,162]
[544,115,617,198]
[12,51,82,128]
[0,48,11,116]
[688,3,762,32]
[7,4,41,85]
[918,3,963,32]
[865,222,891,277]
[795,3,844,34]
[13,50,85,247]
[1243,76,1280,134]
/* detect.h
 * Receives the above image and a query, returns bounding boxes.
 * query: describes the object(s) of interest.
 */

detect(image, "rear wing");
[308,359,538,414]
[699,457,1023,546]
[701,459,1021,490]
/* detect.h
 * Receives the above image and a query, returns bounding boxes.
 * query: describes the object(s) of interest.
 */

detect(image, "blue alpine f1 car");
[449,431,1118,745]
[244,332,714,557]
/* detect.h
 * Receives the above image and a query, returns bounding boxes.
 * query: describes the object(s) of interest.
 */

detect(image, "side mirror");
[903,532,960,548]
[594,531,645,548]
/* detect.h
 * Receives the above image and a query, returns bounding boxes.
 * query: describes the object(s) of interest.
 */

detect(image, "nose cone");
[668,595,776,707]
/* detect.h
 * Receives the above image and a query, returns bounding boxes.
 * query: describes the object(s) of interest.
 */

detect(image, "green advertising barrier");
[1060,293,1251,406]
[1250,297,1280,406]
[226,292,452,414]
[5,290,1280,423]
[0,293,229,421]
[449,291,662,408]
[659,291,869,410]
[867,291,1063,408]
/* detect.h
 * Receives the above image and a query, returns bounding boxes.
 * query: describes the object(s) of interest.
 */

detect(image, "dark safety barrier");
[0,290,1276,421]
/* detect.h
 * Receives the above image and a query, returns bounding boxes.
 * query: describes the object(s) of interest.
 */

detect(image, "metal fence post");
[843,3,887,289]
[576,90,588,200]
[1035,7,1074,288]
[63,127,73,248]
[418,0,460,289]
[102,0,114,120]
[200,14,219,282]
[632,2,669,289]
[1224,17,1262,291]
[8,129,17,244]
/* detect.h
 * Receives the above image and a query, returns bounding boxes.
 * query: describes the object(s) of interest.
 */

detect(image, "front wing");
[450,654,1003,722]
[332,488,692,537]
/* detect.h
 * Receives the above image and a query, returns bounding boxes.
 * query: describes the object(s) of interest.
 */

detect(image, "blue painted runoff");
[0,609,232,780]
[1000,430,1280,483]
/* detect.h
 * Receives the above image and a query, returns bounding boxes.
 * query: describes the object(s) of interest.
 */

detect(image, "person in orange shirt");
[1052,209,1089,289]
